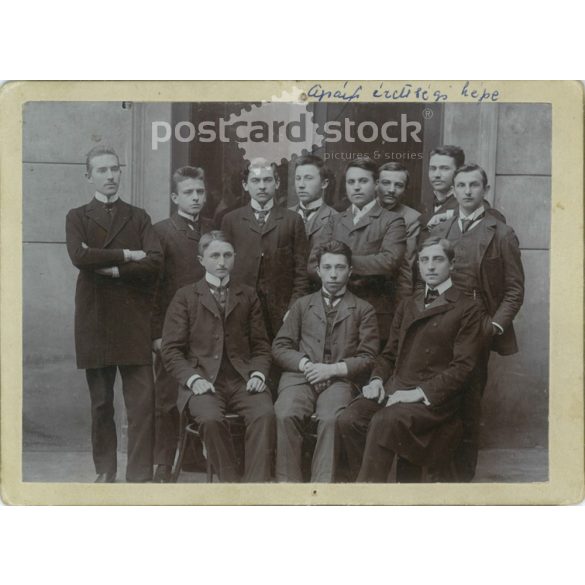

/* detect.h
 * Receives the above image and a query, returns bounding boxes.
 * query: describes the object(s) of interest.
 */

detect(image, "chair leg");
[171,412,189,483]
[206,459,214,483]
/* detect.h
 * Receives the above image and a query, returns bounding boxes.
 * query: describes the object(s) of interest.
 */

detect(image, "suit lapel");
[172,213,201,241]
[104,200,131,247]
[407,287,458,327]
[195,280,221,320]
[224,284,242,320]
[307,292,327,326]
[477,215,497,263]
[262,205,282,237]
[85,198,110,232]
[308,205,331,237]
[332,291,356,328]
[242,206,264,235]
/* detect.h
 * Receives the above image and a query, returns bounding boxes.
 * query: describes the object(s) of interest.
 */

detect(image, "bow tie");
[424,288,440,305]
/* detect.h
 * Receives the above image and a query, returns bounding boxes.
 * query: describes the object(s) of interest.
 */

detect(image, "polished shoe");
[95,472,116,483]
[153,464,172,483]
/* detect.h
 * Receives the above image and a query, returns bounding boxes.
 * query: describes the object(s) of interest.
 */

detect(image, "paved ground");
[22,446,548,483]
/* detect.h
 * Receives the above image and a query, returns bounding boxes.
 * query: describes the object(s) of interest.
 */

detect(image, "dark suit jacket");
[161,279,272,412]
[272,290,379,390]
[66,199,162,369]
[419,193,459,229]
[311,202,406,337]
[221,205,310,335]
[289,203,338,251]
[431,213,524,355]
[373,287,483,408]
[151,213,213,338]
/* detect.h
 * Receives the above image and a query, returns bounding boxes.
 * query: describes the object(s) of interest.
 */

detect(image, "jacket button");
[214,355,219,359]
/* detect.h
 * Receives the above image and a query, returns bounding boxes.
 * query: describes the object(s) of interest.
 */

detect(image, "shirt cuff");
[299,357,310,372]
[417,386,431,406]
[111,266,120,278]
[123,249,131,262]
[331,361,348,377]
[186,374,202,389]
[492,321,504,335]
[250,371,265,382]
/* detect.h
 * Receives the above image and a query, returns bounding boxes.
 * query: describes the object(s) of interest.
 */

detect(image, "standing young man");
[151,166,213,482]
[273,240,379,482]
[314,158,406,346]
[431,163,525,480]
[338,237,483,482]
[221,157,310,341]
[376,161,421,299]
[161,231,275,482]
[65,145,162,483]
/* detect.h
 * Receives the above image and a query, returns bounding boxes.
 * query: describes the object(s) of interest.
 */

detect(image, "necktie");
[256,210,269,227]
[461,212,484,233]
[210,284,228,312]
[322,291,343,308]
[424,288,440,306]
[300,207,314,223]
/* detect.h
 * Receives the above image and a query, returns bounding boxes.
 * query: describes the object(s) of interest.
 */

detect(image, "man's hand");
[191,379,215,396]
[362,379,386,403]
[94,267,117,277]
[152,338,162,353]
[304,363,333,385]
[127,250,147,262]
[246,376,267,393]
[386,388,425,407]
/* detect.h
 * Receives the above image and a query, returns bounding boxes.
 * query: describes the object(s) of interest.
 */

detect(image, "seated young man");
[161,231,275,482]
[272,240,379,482]
[337,236,484,482]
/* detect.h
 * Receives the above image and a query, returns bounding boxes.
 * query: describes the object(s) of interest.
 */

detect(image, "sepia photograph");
[1,80,583,504]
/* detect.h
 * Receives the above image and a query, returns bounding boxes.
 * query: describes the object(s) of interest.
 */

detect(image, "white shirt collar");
[321,285,347,297]
[205,272,230,288]
[94,192,119,204]
[299,198,323,212]
[425,277,453,298]
[250,198,274,212]
[178,209,197,222]
[459,203,486,221]
[351,199,377,224]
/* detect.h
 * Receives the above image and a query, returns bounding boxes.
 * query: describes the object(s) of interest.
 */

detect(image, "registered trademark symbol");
[422,108,433,120]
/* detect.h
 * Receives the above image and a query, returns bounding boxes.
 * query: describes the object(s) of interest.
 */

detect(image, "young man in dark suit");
[376,162,421,300]
[337,236,484,482]
[290,155,338,289]
[312,157,406,346]
[272,240,379,482]
[430,163,525,480]
[420,145,465,230]
[161,231,275,482]
[151,166,213,483]
[65,145,162,483]
[221,157,311,341]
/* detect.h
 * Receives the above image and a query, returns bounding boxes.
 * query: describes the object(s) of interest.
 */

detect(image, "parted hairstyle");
[417,235,455,262]
[429,145,465,168]
[172,166,205,193]
[241,159,279,183]
[378,161,410,188]
[315,239,353,267]
[198,230,234,256]
[345,156,379,181]
[85,145,120,174]
[294,154,328,181]
[453,163,489,188]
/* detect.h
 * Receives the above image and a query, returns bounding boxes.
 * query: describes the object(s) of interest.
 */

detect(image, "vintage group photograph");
[19,94,551,492]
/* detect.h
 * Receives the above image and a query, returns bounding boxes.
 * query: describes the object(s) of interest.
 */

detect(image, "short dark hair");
[85,145,119,174]
[315,240,352,267]
[294,155,328,181]
[417,235,454,262]
[429,145,465,168]
[241,159,279,183]
[378,161,410,188]
[198,230,233,256]
[172,166,205,193]
[453,163,489,188]
[345,157,379,181]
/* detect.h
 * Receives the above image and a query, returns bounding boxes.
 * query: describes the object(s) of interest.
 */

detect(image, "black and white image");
[20,93,550,489]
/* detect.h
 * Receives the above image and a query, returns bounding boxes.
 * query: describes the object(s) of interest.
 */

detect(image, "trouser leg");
[153,353,180,466]
[274,384,315,482]
[337,396,383,482]
[357,408,397,483]
[85,367,118,476]
[311,381,355,483]
[119,365,155,482]
[188,390,239,482]
[229,388,275,482]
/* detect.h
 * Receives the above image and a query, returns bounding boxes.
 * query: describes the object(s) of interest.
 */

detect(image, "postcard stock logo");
[152,102,422,164]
